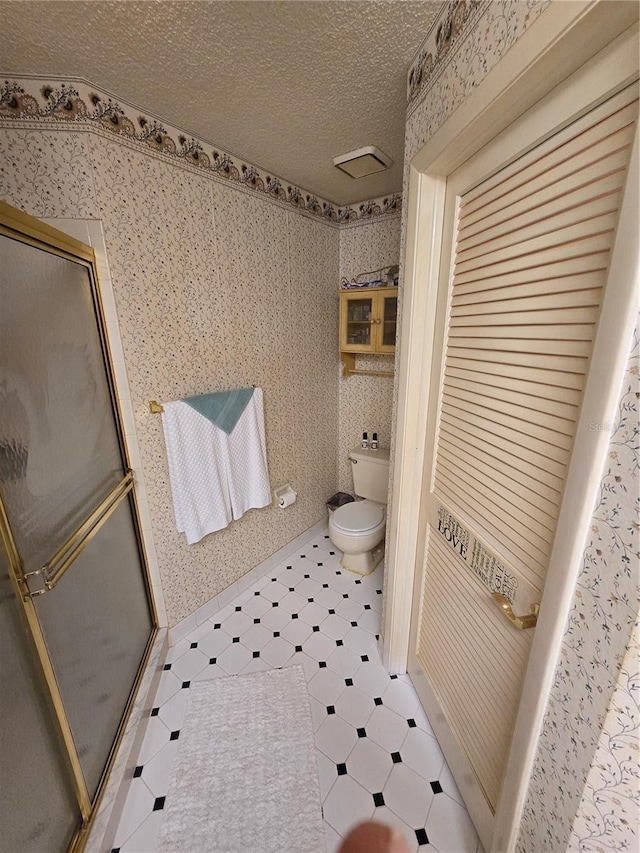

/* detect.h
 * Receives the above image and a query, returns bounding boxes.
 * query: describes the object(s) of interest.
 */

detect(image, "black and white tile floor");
[110,528,483,853]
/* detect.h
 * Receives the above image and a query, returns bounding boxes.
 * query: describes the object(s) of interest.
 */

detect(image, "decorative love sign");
[437,506,470,559]
[435,504,519,604]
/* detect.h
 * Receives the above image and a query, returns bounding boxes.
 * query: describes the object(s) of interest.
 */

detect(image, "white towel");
[161,388,271,544]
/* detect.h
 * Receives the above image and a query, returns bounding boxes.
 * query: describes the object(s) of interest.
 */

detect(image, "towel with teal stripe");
[160,386,271,544]
[183,387,254,435]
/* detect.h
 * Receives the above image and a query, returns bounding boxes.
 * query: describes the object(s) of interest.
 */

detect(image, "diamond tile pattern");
[110,528,483,853]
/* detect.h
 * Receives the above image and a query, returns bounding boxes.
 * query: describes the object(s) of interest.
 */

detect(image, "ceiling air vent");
[333,145,392,179]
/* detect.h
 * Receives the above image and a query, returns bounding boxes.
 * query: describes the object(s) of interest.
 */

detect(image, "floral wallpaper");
[568,617,640,853]
[0,71,405,626]
[399,1,638,849]
[0,77,401,227]
[0,127,99,218]
[0,120,345,625]
[338,217,401,493]
[517,320,640,853]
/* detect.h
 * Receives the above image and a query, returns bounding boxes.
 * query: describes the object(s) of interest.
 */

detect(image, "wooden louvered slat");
[445,358,585,396]
[420,618,514,798]
[459,134,633,232]
[449,336,592,357]
[446,346,588,376]
[429,543,532,661]
[439,416,567,487]
[461,95,636,208]
[450,305,599,327]
[423,588,523,701]
[439,411,567,484]
[434,469,554,564]
[435,460,555,543]
[422,574,523,733]
[446,373,574,424]
[444,374,579,421]
[445,364,583,407]
[453,234,615,286]
[422,619,522,710]
[423,555,530,695]
[454,211,620,276]
[418,637,503,800]
[460,94,638,212]
[451,285,602,315]
[438,433,562,504]
[458,164,622,250]
[420,638,507,759]
[422,625,514,753]
[453,256,609,294]
[442,392,575,446]
[433,453,559,542]
[458,167,630,251]
[438,444,559,528]
[435,103,620,591]
[423,547,534,701]
[456,214,620,281]
[449,322,595,341]
[445,381,578,426]
[441,402,569,466]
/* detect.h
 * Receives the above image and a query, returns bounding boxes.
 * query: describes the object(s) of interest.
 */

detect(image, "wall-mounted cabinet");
[339,287,397,376]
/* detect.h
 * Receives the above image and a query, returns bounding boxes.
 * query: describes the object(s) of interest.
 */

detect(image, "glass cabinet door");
[342,294,375,351]
[380,293,398,351]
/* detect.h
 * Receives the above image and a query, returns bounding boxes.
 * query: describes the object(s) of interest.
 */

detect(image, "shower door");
[0,202,155,851]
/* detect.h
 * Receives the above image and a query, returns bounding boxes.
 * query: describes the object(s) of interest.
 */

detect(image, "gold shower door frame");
[0,200,158,851]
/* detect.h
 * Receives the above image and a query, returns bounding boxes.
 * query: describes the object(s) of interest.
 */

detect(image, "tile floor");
[110,528,483,853]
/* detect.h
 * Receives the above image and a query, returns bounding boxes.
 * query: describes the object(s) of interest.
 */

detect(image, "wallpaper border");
[0,77,401,228]
[407,0,485,111]
[406,0,551,116]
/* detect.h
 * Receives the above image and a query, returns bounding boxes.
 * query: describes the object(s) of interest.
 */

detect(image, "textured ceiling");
[0,1,442,205]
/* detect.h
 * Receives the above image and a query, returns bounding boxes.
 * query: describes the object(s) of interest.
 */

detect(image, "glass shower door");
[0,548,79,852]
[0,213,154,845]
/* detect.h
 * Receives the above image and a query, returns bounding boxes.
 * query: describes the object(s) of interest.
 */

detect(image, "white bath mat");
[157,665,325,853]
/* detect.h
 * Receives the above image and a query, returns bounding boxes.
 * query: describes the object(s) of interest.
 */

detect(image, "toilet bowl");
[329,499,386,575]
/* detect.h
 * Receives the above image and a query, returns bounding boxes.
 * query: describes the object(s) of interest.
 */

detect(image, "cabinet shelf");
[340,352,394,377]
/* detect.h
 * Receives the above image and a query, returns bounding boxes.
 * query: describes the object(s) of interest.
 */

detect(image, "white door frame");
[383,3,639,850]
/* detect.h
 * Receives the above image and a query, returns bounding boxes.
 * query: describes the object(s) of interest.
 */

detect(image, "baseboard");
[169,518,329,645]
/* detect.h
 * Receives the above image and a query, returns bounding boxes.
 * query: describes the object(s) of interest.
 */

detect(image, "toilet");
[328,446,390,575]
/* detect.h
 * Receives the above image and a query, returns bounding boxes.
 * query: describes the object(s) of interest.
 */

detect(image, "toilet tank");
[348,446,390,503]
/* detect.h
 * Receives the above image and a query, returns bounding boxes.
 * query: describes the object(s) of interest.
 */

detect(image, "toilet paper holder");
[273,484,297,508]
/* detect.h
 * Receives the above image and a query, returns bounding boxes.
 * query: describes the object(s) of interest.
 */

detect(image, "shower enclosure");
[0,201,156,851]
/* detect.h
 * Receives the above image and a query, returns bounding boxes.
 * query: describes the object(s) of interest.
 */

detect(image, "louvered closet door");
[412,85,638,818]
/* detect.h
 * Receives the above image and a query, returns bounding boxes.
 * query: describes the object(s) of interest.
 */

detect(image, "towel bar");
[149,387,257,414]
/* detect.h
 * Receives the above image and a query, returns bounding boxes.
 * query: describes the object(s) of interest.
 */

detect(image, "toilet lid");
[331,501,384,534]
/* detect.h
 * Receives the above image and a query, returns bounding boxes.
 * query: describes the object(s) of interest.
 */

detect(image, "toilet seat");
[331,501,384,534]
